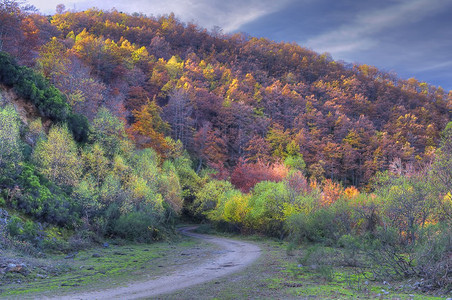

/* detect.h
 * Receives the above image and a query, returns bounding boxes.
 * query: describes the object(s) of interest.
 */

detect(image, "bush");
[6,215,41,246]
[286,208,339,244]
[299,245,337,281]
[113,209,166,242]
[363,226,416,279]
[15,163,79,226]
[414,223,451,291]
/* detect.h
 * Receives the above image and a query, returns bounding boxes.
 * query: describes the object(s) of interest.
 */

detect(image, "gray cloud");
[28,0,291,32]
[305,0,452,59]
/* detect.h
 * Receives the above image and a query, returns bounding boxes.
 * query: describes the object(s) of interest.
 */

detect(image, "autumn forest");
[0,1,451,296]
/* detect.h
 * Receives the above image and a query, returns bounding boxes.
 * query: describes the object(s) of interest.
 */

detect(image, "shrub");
[113,208,166,242]
[286,209,336,244]
[414,223,451,291]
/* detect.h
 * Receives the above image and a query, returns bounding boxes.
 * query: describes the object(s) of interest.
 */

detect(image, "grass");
[1,227,448,299]
[0,236,219,299]
[160,230,447,300]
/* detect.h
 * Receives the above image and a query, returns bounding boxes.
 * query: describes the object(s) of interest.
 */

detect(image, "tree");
[429,122,452,223]
[0,105,22,183]
[36,37,68,79]
[33,125,81,187]
[131,100,170,156]
[81,143,109,187]
[378,174,433,244]
[0,0,24,53]
[163,88,194,149]
[91,107,129,158]
[192,180,234,218]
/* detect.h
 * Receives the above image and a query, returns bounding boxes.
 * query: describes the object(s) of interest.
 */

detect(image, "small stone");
[64,253,77,259]
[7,264,28,275]
[103,242,109,248]
[364,281,369,285]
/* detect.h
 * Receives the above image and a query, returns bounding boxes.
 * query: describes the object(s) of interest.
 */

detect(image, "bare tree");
[163,88,194,149]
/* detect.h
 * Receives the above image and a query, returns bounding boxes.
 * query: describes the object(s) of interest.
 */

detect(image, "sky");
[28,0,452,91]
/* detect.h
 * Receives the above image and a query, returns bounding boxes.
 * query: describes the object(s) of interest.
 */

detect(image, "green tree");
[33,125,81,187]
[72,176,102,219]
[429,122,452,223]
[192,180,234,218]
[0,105,22,182]
[91,107,129,158]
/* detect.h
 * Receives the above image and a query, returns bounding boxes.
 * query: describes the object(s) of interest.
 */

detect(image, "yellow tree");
[131,100,170,156]
[37,37,68,79]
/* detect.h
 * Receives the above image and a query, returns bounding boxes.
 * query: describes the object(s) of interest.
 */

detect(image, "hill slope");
[1,7,451,187]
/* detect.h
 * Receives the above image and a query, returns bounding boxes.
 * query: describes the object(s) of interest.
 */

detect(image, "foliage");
[33,125,82,187]
[131,100,170,156]
[113,207,167,242]
[0,105,22,184]
[0,51,89,138]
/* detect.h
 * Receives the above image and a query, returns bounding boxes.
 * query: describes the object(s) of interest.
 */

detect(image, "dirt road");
[55,227,261,299]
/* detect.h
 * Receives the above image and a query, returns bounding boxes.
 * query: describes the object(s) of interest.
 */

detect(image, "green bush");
[15,163,79,226]
[0,51,88,139]
[7,215,23,237]
[113,209,165,242]
[299,245,336,281]
[414,223,451,291]
[286,208,338,244]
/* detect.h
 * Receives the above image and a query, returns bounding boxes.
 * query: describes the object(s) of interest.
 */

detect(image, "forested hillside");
[1,4,451,188]
[0,1,450,294]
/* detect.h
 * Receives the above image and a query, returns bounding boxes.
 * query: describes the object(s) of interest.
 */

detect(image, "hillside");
[1,6,451,188]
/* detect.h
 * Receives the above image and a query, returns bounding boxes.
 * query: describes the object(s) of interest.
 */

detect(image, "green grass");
[1,229,447,299]
[161,231,446,300]
[0,236,218,299]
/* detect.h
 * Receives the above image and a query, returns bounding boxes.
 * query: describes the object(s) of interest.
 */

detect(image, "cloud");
[305,0,452,59]
[28,0,291,32]
[411,60,452,73]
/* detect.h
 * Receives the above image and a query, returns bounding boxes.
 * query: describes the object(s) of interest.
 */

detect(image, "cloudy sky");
[28,0,452,90]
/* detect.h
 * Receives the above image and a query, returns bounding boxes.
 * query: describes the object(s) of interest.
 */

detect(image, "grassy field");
[0,227,447,299]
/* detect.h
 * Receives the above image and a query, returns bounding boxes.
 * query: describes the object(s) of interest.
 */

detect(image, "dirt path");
[53,227,261,300]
